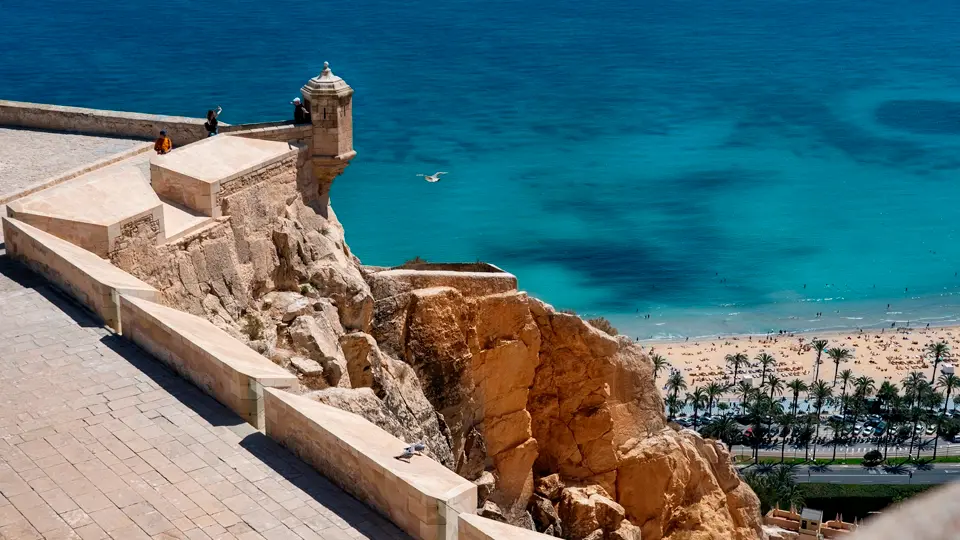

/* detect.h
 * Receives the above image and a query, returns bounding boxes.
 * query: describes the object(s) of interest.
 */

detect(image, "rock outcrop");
[112,145,764,539]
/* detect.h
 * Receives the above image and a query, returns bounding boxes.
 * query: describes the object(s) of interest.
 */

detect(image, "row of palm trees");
[653,339,958,463]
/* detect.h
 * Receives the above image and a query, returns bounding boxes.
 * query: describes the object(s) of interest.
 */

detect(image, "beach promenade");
[0,250,406,539]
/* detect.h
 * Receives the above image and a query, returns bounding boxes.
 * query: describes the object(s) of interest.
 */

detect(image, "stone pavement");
[0,127,143,196]
[0,253,407,540]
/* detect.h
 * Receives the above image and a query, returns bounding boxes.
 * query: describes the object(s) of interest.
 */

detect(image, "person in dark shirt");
[204,106,222,137]
[293,97,311,124]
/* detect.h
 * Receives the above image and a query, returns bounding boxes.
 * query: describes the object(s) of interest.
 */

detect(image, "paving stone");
[0,276,406,540]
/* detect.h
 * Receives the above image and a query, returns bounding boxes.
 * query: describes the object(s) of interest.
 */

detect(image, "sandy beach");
[643,324,960,397]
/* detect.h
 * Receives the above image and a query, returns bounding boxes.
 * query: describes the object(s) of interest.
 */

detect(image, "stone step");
[160,200,212,243]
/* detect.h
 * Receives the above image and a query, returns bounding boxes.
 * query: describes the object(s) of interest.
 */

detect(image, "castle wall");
[0,99,211,144]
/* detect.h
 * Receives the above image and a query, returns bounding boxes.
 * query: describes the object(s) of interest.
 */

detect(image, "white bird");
[417,171,448,183]
[395,442,426,461]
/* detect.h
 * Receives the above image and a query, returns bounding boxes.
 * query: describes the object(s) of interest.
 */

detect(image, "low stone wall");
[222,122,312,143]
[457,514,554,540]
[0,99,212,144]
[263,388,477,540]
[4,210,110,256]
[764,515,800,531]
[1,217,159,331]
[120,295,298,428]
[369,267,518,299]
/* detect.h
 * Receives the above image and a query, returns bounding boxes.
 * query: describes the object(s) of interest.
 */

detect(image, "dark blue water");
[5,0,960,338]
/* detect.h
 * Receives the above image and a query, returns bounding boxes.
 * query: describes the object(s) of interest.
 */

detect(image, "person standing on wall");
[293,97,311,124]
[154,130,172,154]
[204,106,222,136]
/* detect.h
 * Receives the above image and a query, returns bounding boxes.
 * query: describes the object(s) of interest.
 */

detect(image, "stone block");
[262,388,477,539]
[6,161,163,257]
[457,513,555,539]
[150,135,298,217]
[119,295,298,429]
[2,217,158,331]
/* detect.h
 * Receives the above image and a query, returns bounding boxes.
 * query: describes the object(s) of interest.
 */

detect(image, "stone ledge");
[458,514,555,540]
[2,217,158,331]
[263,388,477,540]
[0,99,216,145]
[119,295,299,428]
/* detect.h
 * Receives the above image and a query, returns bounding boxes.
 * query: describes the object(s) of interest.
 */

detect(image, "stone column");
[301,62,356,215]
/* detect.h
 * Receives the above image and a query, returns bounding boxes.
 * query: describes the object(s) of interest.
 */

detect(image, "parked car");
[926,425,937,435]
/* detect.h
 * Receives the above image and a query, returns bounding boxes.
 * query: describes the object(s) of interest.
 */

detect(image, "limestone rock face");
[288,315,349,388]
[616,429,762,540]
[336,332,454,468]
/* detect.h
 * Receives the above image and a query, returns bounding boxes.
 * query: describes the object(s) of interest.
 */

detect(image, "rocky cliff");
[112,157,764,540]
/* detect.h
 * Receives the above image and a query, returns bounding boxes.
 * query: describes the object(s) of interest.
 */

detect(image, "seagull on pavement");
[417,172,448,183]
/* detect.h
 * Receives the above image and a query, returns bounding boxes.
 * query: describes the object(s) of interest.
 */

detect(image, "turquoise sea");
[4,0,960,339]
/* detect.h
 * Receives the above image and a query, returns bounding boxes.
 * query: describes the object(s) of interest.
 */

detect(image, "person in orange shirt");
[154,130,172,154]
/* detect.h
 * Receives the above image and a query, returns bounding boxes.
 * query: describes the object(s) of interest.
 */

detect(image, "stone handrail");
[0,99,214,144]
[1,217,159,331]
[263,388,477,540]
[119,295,298,428]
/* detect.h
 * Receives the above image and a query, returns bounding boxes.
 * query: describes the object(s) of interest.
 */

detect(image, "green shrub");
[559,308,578,315]
[403,256,428,266]
[862,450,883,468]
[243,314,264,341]
[588,317,618,336]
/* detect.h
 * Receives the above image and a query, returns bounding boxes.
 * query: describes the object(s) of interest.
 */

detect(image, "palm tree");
[687,387,708,429]
[767,374,785,403]
[736,380,755,414]
[926,341,950,384]
[808,381,833,461]
[651,353,669,381]
[827,347,853,386]
[666,371,687,409]
[810,339,829,384]
[787,379,809,416]
[877,381,899,417]
[849,376,875,441]
[875,382,899,458]
[666,394,682,420]
[703,415,739,449]
[756,352,777,387]
[726,352,749,388]
[837,369,854,421]
[717,401,730,417]
[932,373,958,459]
[778,411,795,463]
[705,381,727,417]
[903,371,928,458]
[828,417,845,461]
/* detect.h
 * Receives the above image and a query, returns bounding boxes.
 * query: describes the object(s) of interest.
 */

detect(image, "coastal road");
[738,463,960,485]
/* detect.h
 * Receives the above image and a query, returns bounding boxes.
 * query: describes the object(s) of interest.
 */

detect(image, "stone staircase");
[160,199,212,243]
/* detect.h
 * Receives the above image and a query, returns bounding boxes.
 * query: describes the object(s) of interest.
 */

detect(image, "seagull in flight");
[417,172,448,183]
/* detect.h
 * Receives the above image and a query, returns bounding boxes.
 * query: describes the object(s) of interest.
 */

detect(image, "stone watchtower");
[301,62,357,211]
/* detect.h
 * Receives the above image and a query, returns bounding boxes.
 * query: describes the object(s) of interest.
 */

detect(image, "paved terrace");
[0,253,406,539]
[0,128,144,196]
